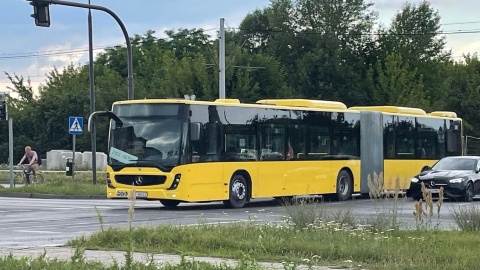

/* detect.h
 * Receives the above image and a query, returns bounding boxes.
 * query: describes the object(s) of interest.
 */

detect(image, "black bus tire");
[159,199,180,208]
[223,174,248,208]
[336,170,353,201]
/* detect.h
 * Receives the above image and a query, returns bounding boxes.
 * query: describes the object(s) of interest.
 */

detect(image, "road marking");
[15,230,62,234]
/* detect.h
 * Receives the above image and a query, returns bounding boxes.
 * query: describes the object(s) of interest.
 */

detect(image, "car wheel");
[462,182,474,202]
[412,195,423,201]
[223,174,248,208]
[159,199,180,208]
[335,170,353,201]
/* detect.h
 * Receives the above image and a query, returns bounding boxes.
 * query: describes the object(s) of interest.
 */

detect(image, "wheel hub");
[232,181,246,200]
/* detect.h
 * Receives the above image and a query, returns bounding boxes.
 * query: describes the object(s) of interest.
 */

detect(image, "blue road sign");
[68,116,83,135]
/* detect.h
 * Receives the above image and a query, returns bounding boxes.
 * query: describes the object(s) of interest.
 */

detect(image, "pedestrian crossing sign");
[69,116,83,135]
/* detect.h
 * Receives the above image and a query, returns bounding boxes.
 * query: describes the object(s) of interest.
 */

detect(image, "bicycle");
[14,165,44,185]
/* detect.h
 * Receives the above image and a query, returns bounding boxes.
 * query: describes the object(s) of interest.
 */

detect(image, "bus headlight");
[107,173,115,189]
[167,174,181,190]
[411,177,419,183]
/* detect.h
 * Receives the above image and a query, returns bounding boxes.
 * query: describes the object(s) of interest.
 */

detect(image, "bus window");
[332,136,359,157]
[224,133,257,161]
[307,130,329,159]
[416,118,444,159]
[288,124,305,160]
[396,116,415,159]
[383,115,395,159]
[446,120,462,155]
[260,124,285,161]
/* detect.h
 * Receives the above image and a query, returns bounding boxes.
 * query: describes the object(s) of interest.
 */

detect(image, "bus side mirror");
[190,122,202,141]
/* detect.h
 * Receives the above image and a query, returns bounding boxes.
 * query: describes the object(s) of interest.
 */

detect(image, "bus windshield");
[108,103,186,171]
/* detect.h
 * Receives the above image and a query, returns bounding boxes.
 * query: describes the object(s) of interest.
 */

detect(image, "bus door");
[257,124,286,197]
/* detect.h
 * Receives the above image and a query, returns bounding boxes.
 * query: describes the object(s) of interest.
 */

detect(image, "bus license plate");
[135,192,147,198]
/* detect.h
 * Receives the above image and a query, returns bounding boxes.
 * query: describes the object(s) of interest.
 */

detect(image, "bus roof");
[348,106,427,115]
[112,99,460,119]
[112,98,355,113]
[256,99,347,110]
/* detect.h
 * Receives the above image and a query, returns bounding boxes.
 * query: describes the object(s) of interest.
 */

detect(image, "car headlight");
[449,178,464,184]
[411,177,419,183]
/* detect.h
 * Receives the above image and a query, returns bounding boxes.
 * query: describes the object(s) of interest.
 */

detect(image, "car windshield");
[431,158,477,171]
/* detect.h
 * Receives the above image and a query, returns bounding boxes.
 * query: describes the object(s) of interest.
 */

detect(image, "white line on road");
[15,230,62,234]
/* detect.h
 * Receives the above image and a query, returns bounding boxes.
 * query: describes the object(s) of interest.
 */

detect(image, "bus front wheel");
[336,170,353,201]
[224,174,248,208]
[159,199,180,209]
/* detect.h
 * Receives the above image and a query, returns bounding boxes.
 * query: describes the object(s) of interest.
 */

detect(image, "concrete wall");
[45,150,107,170]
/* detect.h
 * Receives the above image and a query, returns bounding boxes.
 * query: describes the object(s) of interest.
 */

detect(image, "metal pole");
[88,0,97,184]
[39,0,134,99]
[72,134,76,182]
[219,18,225,99]
[8,117,13,188]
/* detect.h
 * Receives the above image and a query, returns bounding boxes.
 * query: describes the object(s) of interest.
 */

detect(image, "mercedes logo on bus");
[135,176,143,186]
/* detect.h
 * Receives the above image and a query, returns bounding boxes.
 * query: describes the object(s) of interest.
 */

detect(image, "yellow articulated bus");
[89,98,462,208]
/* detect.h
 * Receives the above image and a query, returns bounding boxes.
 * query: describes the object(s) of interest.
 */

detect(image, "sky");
[1,0,480,94]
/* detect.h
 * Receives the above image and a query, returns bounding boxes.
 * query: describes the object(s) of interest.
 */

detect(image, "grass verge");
[0,171,106,184]
[0,182,105,196]
[0,252,264,269]
[68,222,480,270]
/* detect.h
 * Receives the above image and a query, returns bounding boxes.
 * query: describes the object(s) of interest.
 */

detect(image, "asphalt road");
[0,196,478,248]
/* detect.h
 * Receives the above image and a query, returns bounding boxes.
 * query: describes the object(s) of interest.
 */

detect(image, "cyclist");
[17,146,39,185]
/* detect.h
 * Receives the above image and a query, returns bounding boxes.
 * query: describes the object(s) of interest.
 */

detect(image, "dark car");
[407,156,480,202]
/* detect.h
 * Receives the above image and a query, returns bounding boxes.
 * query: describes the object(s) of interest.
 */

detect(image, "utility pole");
[219,18,225,99]
[88,0,97,184]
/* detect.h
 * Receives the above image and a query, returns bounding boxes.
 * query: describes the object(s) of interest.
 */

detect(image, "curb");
[0,192,106,199]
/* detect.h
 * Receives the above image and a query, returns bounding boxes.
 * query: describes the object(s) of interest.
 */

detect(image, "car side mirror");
[421,166,431,172]
[476,168,480,174]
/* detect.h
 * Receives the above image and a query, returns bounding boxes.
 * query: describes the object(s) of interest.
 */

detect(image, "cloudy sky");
[1,0,479,93]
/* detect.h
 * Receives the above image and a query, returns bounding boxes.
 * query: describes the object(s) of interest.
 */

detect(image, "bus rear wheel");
[336,170,353,201]
[224,174,248,208]
[159,199,180,209]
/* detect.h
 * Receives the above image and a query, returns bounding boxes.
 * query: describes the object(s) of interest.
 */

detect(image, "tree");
[238,0,378,105]
[368,53,428,108]
[378,1,451,110]
[445,55,480,135]
[380,1,449,63]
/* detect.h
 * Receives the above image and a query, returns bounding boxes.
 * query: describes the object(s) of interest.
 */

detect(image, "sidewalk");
[0,246,355,270]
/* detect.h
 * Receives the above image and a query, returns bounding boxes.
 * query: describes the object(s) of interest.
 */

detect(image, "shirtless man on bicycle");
[18,146,39,185]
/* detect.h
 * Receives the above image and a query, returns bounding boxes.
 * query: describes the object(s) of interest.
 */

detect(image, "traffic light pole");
[8,117,13,188]
[30,0,134,100]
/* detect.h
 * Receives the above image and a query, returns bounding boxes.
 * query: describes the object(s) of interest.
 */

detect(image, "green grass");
[0,171,106,184]
[68,222,480,270]
[0,182,106,195]
[0,253,264,270]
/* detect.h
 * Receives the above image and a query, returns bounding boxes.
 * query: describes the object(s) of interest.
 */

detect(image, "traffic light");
[29,0,51,27]
[0,101,6,121]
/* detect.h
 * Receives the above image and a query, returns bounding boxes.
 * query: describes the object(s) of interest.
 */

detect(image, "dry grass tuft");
[413,182,443,229]
[451,204,480,231]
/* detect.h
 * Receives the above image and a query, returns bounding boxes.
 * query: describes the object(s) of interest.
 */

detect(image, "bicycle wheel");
[14,173,24,185]
[33,173,45,184]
